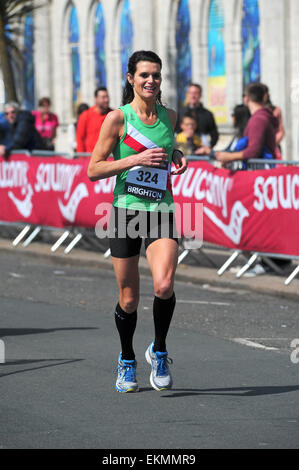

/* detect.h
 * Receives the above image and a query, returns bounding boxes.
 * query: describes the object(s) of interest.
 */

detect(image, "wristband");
[172,149,184,160]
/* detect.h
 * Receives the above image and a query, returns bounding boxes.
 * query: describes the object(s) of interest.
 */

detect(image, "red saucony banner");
[0,154,114,230]
[1,155,299,255]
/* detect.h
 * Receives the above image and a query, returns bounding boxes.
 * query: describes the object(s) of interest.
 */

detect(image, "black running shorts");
[109,206,179,258]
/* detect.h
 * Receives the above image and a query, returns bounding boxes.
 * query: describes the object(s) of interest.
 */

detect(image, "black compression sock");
[114,302,137,360]
[153,293,176,352]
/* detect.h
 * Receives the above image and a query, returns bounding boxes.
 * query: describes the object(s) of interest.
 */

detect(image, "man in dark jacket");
[215,83,278,165]
[0,101,45,159]
[0,111,11,146]
[176,83,219,148]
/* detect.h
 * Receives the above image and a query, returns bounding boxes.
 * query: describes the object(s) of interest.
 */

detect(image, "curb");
[1,238,299,302]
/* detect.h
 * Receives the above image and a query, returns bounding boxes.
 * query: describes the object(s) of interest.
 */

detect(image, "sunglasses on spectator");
[5,110,17,115]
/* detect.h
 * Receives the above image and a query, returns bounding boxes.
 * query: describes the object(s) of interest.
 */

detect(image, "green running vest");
[112,103,174,212]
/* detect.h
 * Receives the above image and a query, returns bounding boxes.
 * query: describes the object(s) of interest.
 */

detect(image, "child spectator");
[175,113,210,156]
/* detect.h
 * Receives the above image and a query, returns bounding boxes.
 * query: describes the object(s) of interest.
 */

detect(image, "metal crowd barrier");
[2,151,299,285]
[216,249,299,286]
[31,150,71,158]
[231,158,299,171]
[176,155,299,286]
[0,222,109,255]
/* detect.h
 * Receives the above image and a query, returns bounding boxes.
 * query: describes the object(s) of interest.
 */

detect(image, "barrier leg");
[12,225,31,246]
[104,248,111,259]
[236,254,258,278]
[22,226,42,247]
[51,231,71,252]
[84,235,109,253]
[260,256,284,275]
[178,249,190,265]
[217,250,240,276]
[64,233,83,254]
[197,248,218,268]
[285,265,299,286]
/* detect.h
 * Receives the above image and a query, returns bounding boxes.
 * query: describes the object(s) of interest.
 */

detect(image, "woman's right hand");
[137,147,168,168]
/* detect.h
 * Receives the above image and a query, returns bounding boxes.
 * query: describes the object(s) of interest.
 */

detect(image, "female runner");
[88,50,187,392]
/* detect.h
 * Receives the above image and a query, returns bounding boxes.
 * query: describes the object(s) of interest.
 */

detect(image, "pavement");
[0,234,298,302]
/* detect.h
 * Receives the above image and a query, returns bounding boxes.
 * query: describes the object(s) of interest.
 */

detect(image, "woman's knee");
[119,292,139,313]
[154,277,174,299]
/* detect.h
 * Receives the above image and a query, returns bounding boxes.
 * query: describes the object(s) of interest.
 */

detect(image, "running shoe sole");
[115,384,139,393]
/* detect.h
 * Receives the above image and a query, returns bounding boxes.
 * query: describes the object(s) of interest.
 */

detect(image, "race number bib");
[125,164,169,201]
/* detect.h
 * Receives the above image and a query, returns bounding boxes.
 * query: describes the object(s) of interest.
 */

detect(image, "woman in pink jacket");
[32,97,59,150]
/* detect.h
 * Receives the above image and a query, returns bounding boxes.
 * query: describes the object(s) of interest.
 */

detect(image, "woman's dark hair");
[232,104,251,137]
[122,50,163,105]
[260,83,275,110]
[38,97,51,107]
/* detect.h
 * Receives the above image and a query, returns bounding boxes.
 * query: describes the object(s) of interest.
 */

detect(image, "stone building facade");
[1,0,298,159]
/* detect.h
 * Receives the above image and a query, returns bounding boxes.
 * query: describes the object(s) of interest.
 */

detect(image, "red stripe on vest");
[123,134,147,153]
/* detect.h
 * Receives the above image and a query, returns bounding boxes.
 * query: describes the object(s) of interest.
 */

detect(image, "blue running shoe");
[115,354,139,393]
[145,342,173,391]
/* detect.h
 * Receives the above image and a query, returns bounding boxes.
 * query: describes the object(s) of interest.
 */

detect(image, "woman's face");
[181,117,196,137]
[40,102,50,113]
[128,61,162,101]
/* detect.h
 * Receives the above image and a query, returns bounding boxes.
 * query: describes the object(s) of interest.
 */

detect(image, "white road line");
[144,296,230,306]
[9,272,25,278]
[176,299,230,306]
[232,338,279,351]
[242,338,288,341]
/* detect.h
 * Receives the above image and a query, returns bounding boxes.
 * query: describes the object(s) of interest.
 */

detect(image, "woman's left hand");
[171,149,188,175]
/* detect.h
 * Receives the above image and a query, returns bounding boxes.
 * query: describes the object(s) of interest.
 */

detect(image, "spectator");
[0,111,11,146]
[208,104,251,168]
[225,104,251,152]
[215,83,278,166]
[175,113,210,156]
[32,97,59,150]
[67,102,89,153]
[76,87,112,153]
[218,87,288,277]
[262,83,284,159]
[0,102,46,159]
[176,83,219,148]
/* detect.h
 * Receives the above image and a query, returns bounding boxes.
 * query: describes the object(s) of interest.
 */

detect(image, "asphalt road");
[0,250,299,449]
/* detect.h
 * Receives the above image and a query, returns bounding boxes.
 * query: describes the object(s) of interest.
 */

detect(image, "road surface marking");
[176,299,230,306]
[144,296,230,306]
[232,338,279,351]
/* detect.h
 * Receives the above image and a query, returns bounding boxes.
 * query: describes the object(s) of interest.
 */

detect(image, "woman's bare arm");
[87,109,169,181]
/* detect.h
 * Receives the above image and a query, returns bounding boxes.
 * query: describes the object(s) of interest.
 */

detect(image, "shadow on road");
[160,385,299,398]
[0,358,83,378]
